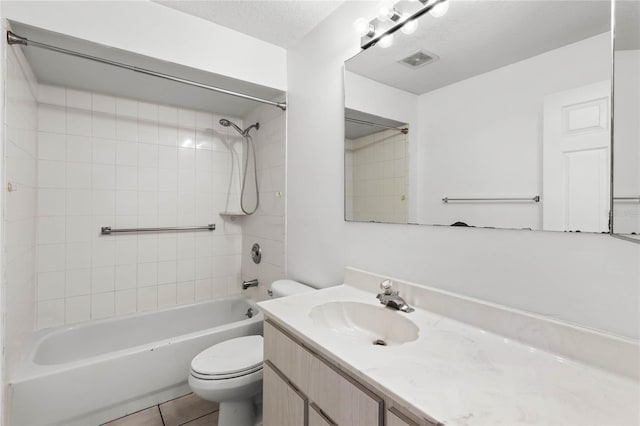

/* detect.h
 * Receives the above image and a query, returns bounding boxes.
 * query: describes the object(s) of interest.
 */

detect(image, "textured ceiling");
[152,0,344,48]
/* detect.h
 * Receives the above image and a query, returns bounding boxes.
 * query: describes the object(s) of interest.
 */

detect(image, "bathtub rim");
[10,295,263,383]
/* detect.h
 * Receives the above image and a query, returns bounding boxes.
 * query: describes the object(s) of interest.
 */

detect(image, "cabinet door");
[265,320,383,426]
[263,361,307,426]
[309,403,337,426]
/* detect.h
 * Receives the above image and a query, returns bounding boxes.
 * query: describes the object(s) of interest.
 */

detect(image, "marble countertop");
[258,284,640,425]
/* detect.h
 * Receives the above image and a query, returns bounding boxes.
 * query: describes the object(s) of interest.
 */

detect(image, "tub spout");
[242,279,258,290]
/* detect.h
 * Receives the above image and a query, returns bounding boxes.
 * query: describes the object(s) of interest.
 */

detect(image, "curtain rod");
[345,117,409,134]
[6,31,287,111]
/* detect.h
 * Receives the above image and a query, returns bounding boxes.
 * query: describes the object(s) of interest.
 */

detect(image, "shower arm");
[6,31,287,111]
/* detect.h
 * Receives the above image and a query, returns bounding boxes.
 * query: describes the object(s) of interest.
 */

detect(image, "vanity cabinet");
[263,319,438,426]
[263,362,307,426]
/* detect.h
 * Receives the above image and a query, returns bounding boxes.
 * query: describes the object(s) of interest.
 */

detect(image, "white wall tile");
[66,89,92,109]
[92,266,115,293]
[137,262,158,287]
[115,289,137,315]
[32,87,250,328]
[37,271,65,301]
[137,286,157,311]
[157,283,177,308]
[38,160,66,188]
[66,295,91,323]
[38,85,66,106]
[177,281,195,305]
[66,135,92,162]
[66,162,92,189]
[91,292,115,319]
[38,104,66,133]
[37,299,65,329]
[67,108,92,136]
[66,269,91,296]
[38,132,66,161]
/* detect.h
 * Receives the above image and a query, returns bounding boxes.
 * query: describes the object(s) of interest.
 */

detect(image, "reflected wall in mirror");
[345,0,613,232]
[613,0,640,239]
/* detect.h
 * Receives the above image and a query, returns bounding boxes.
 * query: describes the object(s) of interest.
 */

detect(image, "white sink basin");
[309,302,419,346]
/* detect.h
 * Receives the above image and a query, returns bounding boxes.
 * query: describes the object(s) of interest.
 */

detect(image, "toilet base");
[218,397,261,426]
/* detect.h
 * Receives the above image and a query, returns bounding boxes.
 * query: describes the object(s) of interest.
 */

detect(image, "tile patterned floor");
[101,393,219,426]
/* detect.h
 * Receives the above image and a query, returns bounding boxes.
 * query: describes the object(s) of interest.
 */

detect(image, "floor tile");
[101,406,164,426]
[179,411,219,426]
[160,393,219,426]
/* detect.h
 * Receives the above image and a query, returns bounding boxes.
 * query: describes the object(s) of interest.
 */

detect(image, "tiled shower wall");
[2,46,38,373]
[240,103,286,301]
[345,128,409,223]
[35,84,247,329]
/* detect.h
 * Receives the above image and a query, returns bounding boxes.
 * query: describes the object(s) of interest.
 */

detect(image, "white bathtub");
[9,296,263,426]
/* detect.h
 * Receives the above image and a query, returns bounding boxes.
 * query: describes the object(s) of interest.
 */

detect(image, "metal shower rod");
[6,31,287,111]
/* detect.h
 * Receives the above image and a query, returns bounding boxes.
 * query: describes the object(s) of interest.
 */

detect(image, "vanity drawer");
[264,320,383,426]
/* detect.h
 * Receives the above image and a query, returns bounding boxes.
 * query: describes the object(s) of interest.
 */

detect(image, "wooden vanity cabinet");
[263,319,438,426]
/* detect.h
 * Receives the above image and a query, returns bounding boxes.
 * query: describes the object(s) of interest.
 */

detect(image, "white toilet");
[188,279,314,426]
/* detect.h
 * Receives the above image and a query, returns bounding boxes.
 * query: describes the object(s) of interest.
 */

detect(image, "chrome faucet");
[242,279,259,290]
[376,279,414,313]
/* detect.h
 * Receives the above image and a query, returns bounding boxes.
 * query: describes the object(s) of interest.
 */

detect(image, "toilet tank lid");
[270,279,314,295]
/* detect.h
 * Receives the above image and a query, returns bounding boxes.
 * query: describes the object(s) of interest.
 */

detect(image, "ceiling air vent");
[398,50,439,69]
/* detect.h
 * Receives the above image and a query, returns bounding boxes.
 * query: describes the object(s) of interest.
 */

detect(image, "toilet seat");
[190,364,263,381]
[190,335,263,380]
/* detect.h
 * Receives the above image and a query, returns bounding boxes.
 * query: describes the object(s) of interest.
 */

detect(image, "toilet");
[188,279,314,426]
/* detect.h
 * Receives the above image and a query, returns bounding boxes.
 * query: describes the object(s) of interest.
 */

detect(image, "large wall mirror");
[613,0,640,240]
[344,0,618,233]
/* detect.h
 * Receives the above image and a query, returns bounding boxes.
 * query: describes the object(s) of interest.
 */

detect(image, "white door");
[543,81,611,232]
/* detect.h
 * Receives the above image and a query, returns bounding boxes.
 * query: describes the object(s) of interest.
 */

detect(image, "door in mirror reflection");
[344,0,613,232]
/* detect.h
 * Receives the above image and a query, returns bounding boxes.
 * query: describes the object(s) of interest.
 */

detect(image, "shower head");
[219,118,260,137]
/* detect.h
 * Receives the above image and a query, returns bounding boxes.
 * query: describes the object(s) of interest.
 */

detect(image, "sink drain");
[373,339,387,346]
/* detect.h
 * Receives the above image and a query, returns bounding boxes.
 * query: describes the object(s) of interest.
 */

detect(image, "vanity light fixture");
[357,0,449,50]
[400,19,419,35]
[378,34,394,48]
[354,18,376,37]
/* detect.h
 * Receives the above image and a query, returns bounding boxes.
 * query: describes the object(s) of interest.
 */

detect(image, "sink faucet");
[376,279,414,313]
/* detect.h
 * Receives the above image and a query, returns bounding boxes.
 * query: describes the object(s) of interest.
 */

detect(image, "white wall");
[240,104,287,301]
[2,38,38,378]
[286,2,640,339]
[2,0,286,91]
[34,84,245,329]
[418,33,610,229]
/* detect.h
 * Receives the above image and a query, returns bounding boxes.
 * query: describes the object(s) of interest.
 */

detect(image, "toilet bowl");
[189,335,264,426]
[188,280,314,426]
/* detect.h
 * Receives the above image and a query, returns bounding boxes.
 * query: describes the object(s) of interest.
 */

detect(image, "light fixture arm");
[360,0,448,50]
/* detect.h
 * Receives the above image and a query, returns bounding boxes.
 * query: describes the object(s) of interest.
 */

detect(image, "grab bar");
[613,196,640,202]
[442,196,540,203]
[101,224,216,235]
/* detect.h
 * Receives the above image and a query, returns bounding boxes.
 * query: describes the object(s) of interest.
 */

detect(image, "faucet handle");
[380,279,394,295]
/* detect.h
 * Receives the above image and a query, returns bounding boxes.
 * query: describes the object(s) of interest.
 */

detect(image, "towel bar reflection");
[101,224,216,235]
[442,196,540,203]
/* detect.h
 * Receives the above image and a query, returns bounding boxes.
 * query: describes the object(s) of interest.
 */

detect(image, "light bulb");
[354,18,373,37]
[429,0,449,17]
[378,34,394,48]
[400,19,418,35]
[378,4,400,21]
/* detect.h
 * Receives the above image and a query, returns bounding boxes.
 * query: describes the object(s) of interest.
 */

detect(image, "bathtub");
[9,296,263,426]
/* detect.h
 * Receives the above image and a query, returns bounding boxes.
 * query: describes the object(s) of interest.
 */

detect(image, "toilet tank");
[269,279,314,298]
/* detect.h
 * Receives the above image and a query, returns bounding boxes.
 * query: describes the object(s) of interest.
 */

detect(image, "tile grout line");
[157,403,167,426]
